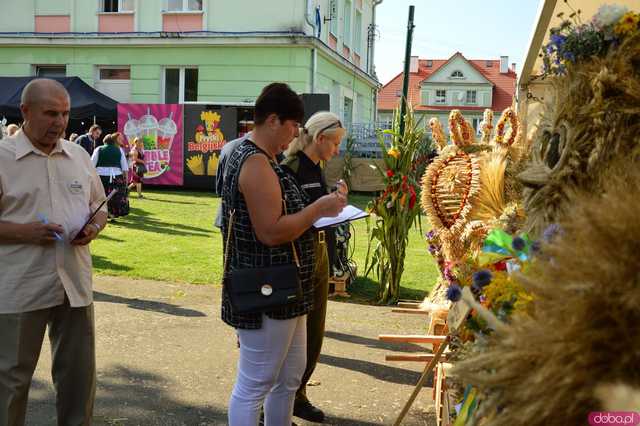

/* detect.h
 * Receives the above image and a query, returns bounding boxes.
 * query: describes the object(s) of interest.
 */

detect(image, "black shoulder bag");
[223,200,303,314]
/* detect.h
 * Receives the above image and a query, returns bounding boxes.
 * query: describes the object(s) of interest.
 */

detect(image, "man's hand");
[19,222,65,245]
[71,223,100,246]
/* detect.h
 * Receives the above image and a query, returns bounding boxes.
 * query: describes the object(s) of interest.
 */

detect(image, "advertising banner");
[117,103,184,186]
[183,105,238,190]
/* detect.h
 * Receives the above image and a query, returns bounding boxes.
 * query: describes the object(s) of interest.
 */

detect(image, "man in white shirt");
[0,79,107,426]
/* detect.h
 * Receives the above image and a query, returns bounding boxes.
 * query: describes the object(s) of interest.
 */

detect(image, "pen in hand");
[36,213,63,241]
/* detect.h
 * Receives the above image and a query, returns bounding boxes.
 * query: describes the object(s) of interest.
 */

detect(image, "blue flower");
[550,33,567,47]
[563,51,576,62]
[472,269,493,288]
[512,236,526,251]
[446,284,462,302]
[543,223,562,243]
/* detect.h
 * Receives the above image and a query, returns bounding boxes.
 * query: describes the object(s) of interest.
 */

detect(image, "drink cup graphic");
[158,112,177,150]
[123,113,140,144]
[140,108,159,150]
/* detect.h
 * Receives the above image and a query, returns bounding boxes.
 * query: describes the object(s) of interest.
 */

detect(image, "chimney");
[500,56,509,74]
[511,62,516,73]
[410,56,419,73]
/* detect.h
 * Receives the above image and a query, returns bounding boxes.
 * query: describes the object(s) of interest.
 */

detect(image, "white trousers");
[229,314,307,426]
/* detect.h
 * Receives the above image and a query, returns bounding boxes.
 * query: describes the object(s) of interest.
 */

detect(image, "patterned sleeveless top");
[221,140,316,329]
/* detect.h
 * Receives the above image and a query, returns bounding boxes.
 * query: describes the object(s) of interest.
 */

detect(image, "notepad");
[313,205,369,228]
[71,189,117,241]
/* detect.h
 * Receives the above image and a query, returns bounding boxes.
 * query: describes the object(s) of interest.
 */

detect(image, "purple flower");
[512,237,526,251]
[428,244,437,255]
[446,284,462,302]
[472,269,493,288]
[426,230,437,240]
[531,240,542,255]
[543,223,562,243]
[563,51,576,63]
[444,267,456,283]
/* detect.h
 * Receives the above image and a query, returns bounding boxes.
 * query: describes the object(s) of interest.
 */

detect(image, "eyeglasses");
[317,120,343,135]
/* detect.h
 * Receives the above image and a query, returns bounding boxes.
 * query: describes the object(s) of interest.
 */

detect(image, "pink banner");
[117,103,184,186]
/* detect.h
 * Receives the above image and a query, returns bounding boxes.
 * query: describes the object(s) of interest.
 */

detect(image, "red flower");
[402,175,408,183]
[408,185,417,209]
[493,261,507,271]
[386,170,395,178]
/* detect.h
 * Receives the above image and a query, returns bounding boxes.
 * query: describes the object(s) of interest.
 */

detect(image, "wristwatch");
[90,223,101,233]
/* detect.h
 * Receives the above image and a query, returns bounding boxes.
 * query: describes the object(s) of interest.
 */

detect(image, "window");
[102,0,133,12]
[329,0,339,35]
[164,67,198,103]
[435,89,446,104]
[466,90,477,104]
[343,96,353,130]
[343,0,352,47]
[354,10,362,53]
[99,68,130,80]
[450,70,464,79]
[486,60,493,67]
[35,65,66,77]
[167,0,202,11]
[472,118,480,131]
[426,60,433,67]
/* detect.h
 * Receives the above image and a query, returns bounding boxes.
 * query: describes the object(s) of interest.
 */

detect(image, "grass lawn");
[92,189,439,303]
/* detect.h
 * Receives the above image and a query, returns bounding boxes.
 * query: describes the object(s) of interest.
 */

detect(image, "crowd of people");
[2,116,145,222]
[0,78,348,426]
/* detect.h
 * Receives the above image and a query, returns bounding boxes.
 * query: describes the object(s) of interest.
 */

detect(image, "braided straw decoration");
[421,149,482,261]
[429,117,447,152]
[480,108,494,144]
[449,109,476,147]
[493,107,519,147]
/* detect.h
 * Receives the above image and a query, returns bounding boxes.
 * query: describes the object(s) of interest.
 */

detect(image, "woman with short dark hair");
[222,83,347,425]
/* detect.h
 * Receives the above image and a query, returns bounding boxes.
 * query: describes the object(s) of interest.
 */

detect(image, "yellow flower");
[615,12,640,35]
[387,147,401,159]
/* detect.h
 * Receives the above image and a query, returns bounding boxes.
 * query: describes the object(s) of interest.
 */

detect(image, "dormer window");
[450,70,464,79]
[426,60,433,68]
[486,60,493,67]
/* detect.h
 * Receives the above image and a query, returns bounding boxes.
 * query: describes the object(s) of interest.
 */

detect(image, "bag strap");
[222,201,301,279]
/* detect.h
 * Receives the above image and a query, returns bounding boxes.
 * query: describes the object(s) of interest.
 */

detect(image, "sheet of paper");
[313,205,369,228]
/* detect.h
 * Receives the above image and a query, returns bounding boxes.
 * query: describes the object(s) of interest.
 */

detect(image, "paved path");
[27,276,436,425]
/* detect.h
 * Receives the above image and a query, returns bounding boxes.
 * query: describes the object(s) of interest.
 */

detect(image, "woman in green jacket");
[281,111,347,423]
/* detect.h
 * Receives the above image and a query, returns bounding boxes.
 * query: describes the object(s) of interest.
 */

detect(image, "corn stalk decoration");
[365,106,426,304]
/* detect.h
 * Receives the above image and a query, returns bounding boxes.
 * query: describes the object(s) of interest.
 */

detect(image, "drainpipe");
[305,0,318,93]
[370,0,383,122]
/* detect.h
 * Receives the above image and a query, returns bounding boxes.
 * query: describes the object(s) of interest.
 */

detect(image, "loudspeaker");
[301,93,330,123]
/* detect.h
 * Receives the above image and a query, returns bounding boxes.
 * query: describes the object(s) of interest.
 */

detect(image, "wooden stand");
[328,275,350,297]
[378,302,454,425]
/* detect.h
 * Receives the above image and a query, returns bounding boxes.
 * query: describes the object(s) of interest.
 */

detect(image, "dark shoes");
[293,399,325,423]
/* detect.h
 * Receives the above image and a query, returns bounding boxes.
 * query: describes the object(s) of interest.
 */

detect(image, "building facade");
[377,52,517,132]
[0,0,381,125]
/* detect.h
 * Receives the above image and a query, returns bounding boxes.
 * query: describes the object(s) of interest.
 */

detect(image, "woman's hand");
[315,191,347,218]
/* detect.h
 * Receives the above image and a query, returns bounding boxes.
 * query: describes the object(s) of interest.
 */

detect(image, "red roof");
[377,52,516,113]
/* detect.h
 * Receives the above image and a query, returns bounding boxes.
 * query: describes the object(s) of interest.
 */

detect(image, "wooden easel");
[383,287,505,425]
[378,288,478,425]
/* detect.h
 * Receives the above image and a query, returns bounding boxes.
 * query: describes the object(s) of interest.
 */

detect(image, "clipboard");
[72,189,117,241]
[313,205,369,229]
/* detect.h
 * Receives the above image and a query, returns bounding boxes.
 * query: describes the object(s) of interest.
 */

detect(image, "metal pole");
[399,5,415,137]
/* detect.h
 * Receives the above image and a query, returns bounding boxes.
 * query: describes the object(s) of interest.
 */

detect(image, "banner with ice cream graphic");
[117,104,184,186]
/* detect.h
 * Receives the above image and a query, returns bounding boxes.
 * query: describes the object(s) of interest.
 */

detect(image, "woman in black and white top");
[221,83,346,426]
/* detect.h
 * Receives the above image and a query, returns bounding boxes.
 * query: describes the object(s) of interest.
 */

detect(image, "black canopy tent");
[0,76,117,120]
